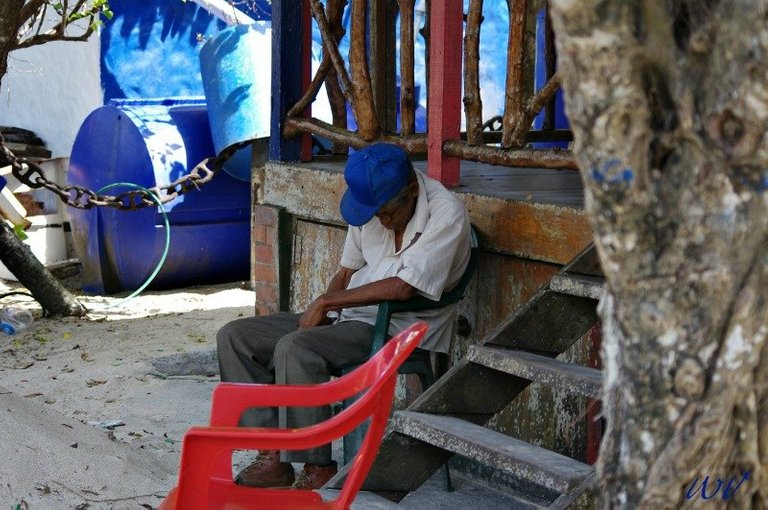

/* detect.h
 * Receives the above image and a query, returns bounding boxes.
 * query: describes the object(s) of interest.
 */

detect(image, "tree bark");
[549,0,768,508]
[501,0,527,148]
[1,0,89,317]
[0,0,25,89]
[0,221,87,317]
[349,0,380,140]
[463,0,484,145]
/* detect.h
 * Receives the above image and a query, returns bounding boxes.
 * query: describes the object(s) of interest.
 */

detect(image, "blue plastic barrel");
[67,98,250,294]
[200,22,272,181]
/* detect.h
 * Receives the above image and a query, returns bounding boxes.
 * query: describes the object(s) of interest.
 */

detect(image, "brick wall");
[251,204,287,315]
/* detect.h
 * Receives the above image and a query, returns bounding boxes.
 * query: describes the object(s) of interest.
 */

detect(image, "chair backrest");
[332,322,428,508]
[442,223,480,303]
[163,322,428,510]
[344,321,430,396]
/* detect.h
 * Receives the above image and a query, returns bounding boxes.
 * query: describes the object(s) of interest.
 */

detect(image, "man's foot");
[292,461,338,490]
[235,450,295,488]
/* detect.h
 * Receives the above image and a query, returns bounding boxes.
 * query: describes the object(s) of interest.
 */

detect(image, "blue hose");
[96,182,171,309]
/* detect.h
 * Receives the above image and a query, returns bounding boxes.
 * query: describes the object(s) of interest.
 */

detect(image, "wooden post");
[326,0,349,154]
[270,0,312,162]
[586,322,603,465]
[350,0,381,140]
[397,0,416,135]
[501,0,527,148]
[427,0,463,187]
[370,0,398,133]
[463,0,484,145]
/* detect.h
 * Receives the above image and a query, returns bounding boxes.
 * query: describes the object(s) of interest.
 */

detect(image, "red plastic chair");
[159,321,428,510]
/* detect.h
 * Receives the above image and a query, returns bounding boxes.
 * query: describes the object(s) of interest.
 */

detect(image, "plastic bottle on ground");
[0,307,34,335]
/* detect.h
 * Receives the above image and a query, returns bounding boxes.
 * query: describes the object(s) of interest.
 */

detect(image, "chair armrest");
[210,375,376,426]
[371,294,456,354]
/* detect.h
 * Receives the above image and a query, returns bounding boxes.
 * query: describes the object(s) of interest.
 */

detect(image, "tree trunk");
[0,0,25,89]
[1,1,87,317]
[549,1,768,508]
[0,221,87,317]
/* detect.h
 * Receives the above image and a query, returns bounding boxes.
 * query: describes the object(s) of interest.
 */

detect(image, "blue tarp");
[101,1,565,137]
[101,0,269,101]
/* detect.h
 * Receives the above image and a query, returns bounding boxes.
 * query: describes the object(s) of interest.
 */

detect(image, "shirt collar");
[396,171,429,254]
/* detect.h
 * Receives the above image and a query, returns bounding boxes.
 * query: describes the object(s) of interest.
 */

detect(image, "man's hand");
[298,271,417,329]
[299,296,330,329]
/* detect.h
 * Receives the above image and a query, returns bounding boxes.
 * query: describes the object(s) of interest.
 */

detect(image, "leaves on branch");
[12,1,112,51]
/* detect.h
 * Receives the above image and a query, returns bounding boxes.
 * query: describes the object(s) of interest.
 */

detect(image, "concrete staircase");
[328,245,604,508]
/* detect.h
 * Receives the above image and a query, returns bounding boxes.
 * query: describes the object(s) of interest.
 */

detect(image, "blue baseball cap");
[340,143,412,226]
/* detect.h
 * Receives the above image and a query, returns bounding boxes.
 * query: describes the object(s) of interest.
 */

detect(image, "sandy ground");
[0,276,256,509]
[0,276,519,510]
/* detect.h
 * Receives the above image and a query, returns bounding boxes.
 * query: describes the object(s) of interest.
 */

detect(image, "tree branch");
[509,72,561,146]
[324,0,348,153]
[348,0,380,140]
[286,55,333,119]
[443,139,578,169]
[464,0,484,144]
[18,0,48,28]
[284,117,426,152]
[16,26,94,50]
[501,0,527,148]
[398,0,416,135]
[309,0,354,104]
[288,0,347,121]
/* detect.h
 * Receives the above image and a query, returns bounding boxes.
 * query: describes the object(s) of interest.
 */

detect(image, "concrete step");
[343,246,602,497]
[549,273,604,300]
[392,411,594,494]
[467,346,603,399]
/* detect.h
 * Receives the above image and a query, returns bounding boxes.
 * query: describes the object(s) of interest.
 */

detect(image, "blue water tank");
[68,98,250,294]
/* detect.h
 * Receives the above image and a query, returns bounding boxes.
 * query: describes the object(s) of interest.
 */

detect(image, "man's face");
[374,181,418,231]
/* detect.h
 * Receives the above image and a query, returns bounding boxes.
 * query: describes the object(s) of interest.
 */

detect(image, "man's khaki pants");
[216,312,375,464]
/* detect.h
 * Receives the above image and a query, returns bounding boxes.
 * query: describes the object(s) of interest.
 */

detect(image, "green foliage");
[12,224,27,241]
[50,0,113,31]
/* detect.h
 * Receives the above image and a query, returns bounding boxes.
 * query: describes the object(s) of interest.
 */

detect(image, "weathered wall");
[0,35,102,158]
[255,160,596,462]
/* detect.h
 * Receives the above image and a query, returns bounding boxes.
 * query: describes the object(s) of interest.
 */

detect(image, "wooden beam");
[325,0,349,154]
[270,0,312,162]
[0,187,28,227]
[264,161,591,264]
[443,139,577,170]
[463,0,484,145]
[501,0,527,148]
[284,117,427,152]
[349,0,381,140]
[427,0,463,187]
[370,0,398,133]
[398,0,416,135]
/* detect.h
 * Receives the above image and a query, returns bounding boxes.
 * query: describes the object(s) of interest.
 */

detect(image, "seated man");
[216,143,471,490]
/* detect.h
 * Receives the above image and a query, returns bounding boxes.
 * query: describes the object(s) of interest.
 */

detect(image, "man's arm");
[299,275,416,329]
[325,266,357,295]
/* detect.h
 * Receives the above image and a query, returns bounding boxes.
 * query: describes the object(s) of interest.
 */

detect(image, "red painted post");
[427,0,463,187]
[586,322,603,465]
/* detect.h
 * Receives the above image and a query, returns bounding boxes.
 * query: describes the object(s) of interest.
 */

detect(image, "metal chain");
[0,133,247,210]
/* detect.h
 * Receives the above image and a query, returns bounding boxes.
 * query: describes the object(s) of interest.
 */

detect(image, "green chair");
[339,226,480,485]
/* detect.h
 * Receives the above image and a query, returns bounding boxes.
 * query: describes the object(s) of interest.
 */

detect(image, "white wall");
[0,34,102,158]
